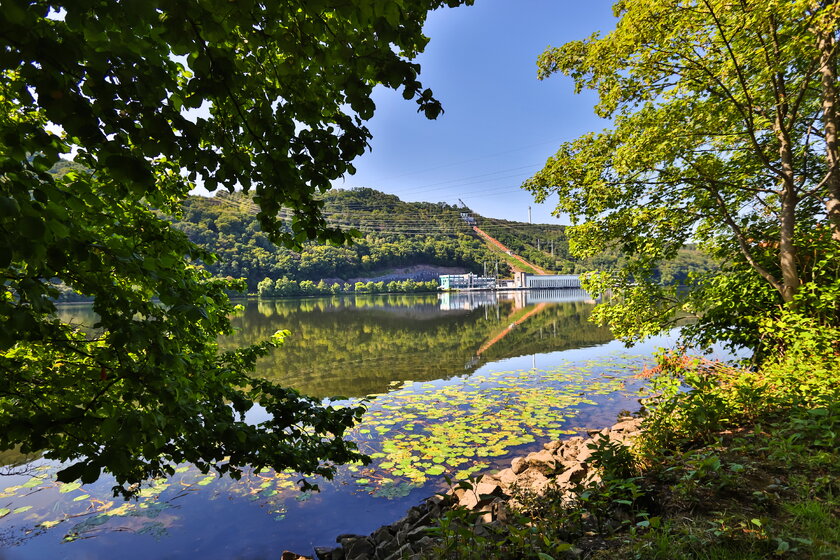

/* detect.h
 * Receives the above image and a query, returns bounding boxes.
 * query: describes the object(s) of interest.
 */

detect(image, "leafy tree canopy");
[0,0,472,495]
[526,0,840,354]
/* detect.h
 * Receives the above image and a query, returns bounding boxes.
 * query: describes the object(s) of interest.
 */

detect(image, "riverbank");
[301,416,644,560]
[289,351,840,560]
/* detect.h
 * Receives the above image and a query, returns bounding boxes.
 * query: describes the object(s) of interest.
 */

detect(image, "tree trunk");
[779,186,801,303]
[818,6,840,241]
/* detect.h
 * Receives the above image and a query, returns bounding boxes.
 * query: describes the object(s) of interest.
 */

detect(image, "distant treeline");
[257,277,439,298]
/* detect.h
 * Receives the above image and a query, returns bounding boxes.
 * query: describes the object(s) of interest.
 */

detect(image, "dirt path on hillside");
[472,226,548,275]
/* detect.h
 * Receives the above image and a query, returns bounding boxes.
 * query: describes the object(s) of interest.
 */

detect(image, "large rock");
[557,464,586,485]
[497,468,518,488]
[314,547,336,560]
[457,481,505,510]
[511,456,528,474]
[575,445,594,464]
[514,468,551,496]
[511,449,559,476]
[556,437,585,460]
[611,418,642,433]
[371,525,393,546]
[343,537,374,560]
[523,449,559,475]
[543,440,562,452]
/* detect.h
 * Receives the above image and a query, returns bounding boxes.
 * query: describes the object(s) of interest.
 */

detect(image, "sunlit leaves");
[526,0,840,349]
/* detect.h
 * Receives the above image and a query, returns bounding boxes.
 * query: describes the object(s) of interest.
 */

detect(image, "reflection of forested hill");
[56,296,614,398]
[224,297,613,398]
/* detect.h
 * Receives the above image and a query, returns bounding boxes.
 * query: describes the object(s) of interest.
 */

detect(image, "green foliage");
[526,0,840,356]
[636,313,840,460]
[622,402,840,560]
[425,355,840,559]
[1,0,475,493]
[256,276,437,297]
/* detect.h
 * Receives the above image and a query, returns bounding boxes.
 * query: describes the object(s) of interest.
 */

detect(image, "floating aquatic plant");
[0,353,650,542]
[341,355,648,496]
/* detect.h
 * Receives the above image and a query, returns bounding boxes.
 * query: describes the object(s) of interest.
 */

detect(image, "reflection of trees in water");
[253,293,442,318]
[54,296,614,400]
[54,303,100,329]
[227,296,613,398]
[0,447,42,470]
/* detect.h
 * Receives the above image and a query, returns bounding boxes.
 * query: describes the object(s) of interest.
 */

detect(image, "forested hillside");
[169,188,714,292]
[172,188,501,290]
[479,218,713,284]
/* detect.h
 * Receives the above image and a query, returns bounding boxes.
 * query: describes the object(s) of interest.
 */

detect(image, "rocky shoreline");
[283,416,643,560]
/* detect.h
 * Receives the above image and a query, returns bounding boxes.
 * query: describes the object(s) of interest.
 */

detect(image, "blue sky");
[332,0,619,224]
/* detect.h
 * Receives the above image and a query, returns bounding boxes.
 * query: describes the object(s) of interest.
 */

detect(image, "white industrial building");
[514,272,580,289]
[439,273,496,291]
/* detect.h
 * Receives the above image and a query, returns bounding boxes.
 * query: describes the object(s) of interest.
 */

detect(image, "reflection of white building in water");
[520,288,592,304]
[438,291,500,311]
[439,288,594,311]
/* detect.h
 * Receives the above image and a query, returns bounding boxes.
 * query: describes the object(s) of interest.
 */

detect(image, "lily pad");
[59,482,82,494]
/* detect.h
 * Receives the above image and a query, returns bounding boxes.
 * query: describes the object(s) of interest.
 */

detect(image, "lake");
[0,291,701,559]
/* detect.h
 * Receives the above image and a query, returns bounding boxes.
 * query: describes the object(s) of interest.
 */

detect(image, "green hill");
[167,187,713,292]
[172,188,502,290]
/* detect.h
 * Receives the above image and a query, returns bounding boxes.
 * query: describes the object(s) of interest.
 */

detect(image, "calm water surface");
[0,291,705,559]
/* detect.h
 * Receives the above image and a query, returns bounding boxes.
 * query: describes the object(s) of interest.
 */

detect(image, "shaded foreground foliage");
[0,0,474,494]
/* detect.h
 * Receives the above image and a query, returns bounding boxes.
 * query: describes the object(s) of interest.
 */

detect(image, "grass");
[606,408,840,559]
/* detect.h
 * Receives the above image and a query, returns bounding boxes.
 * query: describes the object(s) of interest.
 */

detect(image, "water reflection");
[11,293,647,560]
[53,293,614,399]
[439,288,595,311]
[226,292,612,398]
